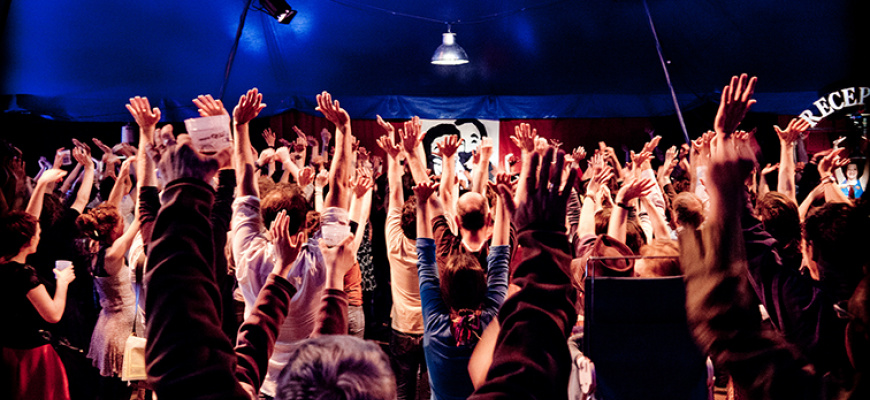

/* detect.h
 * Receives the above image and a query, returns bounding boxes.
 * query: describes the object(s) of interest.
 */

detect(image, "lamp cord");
[327,0,569,26]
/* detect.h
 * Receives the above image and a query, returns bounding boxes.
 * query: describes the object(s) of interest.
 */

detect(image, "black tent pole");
[219,0,255,101]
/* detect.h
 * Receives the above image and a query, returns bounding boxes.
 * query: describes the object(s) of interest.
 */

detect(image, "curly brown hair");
[76,203,121,245]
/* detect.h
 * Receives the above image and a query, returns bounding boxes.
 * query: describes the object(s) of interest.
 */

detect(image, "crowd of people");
[1,74,868,400]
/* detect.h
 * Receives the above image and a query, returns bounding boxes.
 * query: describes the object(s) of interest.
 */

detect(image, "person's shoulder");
[0,262,41,290]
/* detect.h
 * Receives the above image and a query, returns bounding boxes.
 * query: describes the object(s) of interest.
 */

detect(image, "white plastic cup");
[55,260,73,271]
[59,149,72,166]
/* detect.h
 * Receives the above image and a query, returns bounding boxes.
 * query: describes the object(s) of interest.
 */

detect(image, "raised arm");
[471,137,493,194]
[469,148,577,400]
[400,116,431,186]
[375,118,404,210]
[817,148,852,204]
[679,133,817,400]
[492,173,512,247]
[317,91,353,210]
[70,146,96,213]
[127,96,161,189]
[233,88,267,198]
[713,73,757,138]
[25,168,67,218]
[608,176,655,244]
[145,133,250,399]
[414,181,439,240]
[510,123,537,207]
[775,118,810,203]
[436,134,463,216]
[106,156,136,209]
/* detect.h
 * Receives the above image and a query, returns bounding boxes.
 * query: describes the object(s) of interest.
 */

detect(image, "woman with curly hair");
[75,157,140,396]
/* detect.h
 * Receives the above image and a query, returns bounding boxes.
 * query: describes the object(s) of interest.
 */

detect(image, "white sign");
[184,115,231,153]
[799,87,870,127]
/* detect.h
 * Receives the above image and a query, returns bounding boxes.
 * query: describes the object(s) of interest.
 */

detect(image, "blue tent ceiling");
[0,0,862,122]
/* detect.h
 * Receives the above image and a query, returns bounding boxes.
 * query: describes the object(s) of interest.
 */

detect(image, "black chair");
[577,258,711,400]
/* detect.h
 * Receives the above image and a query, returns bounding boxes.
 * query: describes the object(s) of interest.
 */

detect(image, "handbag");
[121,282,147,382]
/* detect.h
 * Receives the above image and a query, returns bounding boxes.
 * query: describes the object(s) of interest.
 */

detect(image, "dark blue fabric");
[1,0,857,122]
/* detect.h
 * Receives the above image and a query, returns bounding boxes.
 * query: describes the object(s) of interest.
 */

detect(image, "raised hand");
[351,168,374,198]
[315,91,350,131]
[641,135,662,154]
[479,137,494,160]
[72,146,94,168]
[376,134,402,160]
[233,88,266,125]
[126,96,162,129]
[320,128,332,145]
[399,117,424,155]
[774,118,810,145]
[493,172,517,214]
[435,135,463,159]
[761,163,780,176]
[274,146,292,165]
[534,137,549,156]
[376,115,396,137]
[572,146,586,162]
[548,138,563,149]
[92,138,114,155]
[817,148,849,177]
[258,147,276,166]
[512,148,576,233]
[314,168,329,189]
[412,180,440,205]
[269,210,307,277]
[357,146,370,164]
[510,123,537,153]
[294,137,307,154]
[292,126,308,142]
[38,168,67,185]
[261,128,276,147]
[192,94,228,117]
[714,73,757,137]
[616,176,656,204]
[319,234,356,289]
[53,148,67,169]
[117,143,138,158]
[298,166,315,187]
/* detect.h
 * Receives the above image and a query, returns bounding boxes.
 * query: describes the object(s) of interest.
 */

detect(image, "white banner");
[419,118,499,178]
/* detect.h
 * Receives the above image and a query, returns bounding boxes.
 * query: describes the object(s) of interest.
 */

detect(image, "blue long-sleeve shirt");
[417,238,509,400]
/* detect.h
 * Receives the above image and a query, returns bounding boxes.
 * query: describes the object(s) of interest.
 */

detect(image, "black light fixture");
[259,0,297,24]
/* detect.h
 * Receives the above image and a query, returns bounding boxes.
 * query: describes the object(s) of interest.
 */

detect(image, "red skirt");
[2,344,71,400]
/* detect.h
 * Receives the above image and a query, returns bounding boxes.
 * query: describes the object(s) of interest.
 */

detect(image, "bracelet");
[821,175,836,184]
[617,202,635,211]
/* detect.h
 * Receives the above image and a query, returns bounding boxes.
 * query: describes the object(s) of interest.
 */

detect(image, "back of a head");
[441,252,486,313]
[456,192,489,232]
[757,191,801,252]
[0,211,38,261]
[672,192,704,229]
[40,192,64,228]
[76,203,120,244]
[804,203,864,299]
[262,183,308,236]
[274,335,396,400]
[401,195,417,240]
[636,240,682,277]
